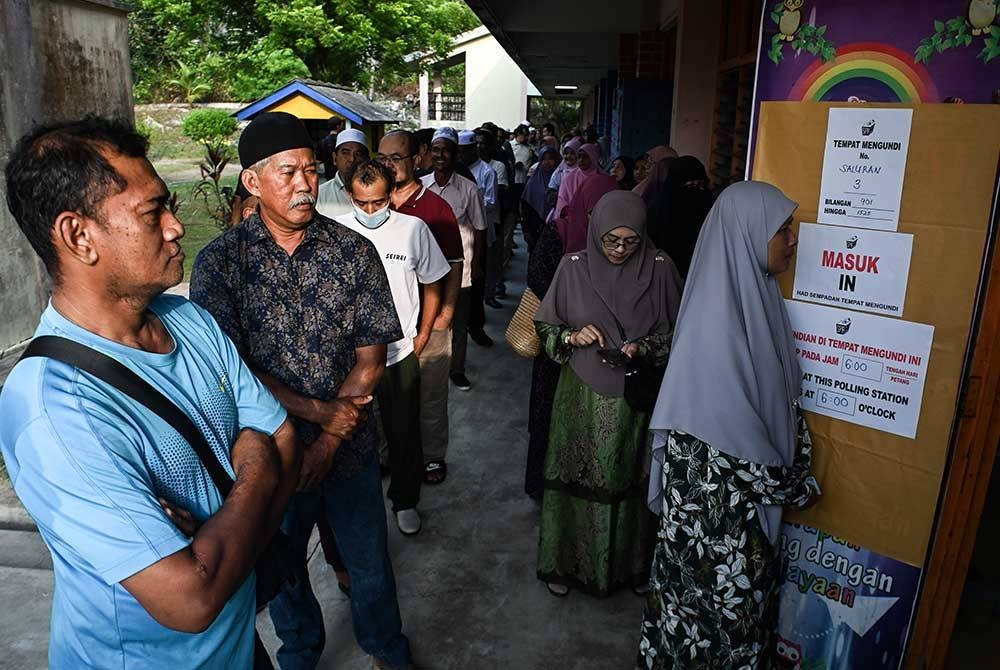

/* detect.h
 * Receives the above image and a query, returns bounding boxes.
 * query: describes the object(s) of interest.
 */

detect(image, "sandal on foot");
[424,461,447,485]
[546,582,570,597]
[335,570,351,598]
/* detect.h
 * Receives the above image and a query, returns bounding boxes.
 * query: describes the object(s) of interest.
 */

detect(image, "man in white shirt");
[458,130,500,342]
[336,159,450,535]
[316,128,369,219]
[474,129,510,307]
[458,130,499,226]
[510,123,536,189]
[420,127,488,391]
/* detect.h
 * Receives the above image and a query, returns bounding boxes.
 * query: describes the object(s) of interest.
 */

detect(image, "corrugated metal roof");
[296,79,398,123]
[234,79,399,124]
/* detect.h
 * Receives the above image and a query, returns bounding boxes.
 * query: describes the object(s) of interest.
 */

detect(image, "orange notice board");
[752,101,1000,567]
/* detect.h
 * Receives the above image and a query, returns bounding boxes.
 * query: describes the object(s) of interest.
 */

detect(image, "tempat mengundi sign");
[817,108,913,231]
[787,300,934,439]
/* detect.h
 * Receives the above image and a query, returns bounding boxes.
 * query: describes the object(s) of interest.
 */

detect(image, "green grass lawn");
[168,176,238,279]
[138,106,209,162]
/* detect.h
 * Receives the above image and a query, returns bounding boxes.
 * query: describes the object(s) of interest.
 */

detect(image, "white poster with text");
[793,223,913,316]
[817,108,913,231]
[787,300,933,439]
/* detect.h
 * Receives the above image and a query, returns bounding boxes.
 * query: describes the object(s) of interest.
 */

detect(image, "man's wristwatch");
[562,329,574,346]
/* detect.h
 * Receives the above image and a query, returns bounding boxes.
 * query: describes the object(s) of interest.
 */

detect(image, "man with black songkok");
[191,112,415,670]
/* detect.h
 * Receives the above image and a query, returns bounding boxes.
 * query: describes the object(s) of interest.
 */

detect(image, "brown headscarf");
[633,145,678,205]
[535,190,684,397]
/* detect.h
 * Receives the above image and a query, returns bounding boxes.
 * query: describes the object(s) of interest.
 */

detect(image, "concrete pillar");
[0,0,133,356]
[669,0,722,164]
[419,70,430,127]
[432,70,444,122]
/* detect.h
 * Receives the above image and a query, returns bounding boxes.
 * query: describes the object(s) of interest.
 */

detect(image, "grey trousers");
[419,328,452,462]
[450,287,472,376]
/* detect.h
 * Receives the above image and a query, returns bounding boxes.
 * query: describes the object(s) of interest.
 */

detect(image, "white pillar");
[419,70,430,127]
[432,70,444,122]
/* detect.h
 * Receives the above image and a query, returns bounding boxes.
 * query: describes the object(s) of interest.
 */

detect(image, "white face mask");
[353,202,391,229]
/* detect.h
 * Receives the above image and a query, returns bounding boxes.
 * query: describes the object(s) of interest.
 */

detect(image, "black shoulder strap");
[20,335,234,498]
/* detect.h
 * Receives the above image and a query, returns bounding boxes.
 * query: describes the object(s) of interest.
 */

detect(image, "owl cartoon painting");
[779,0,804,41]
[968,0,998,36]
[775,636,803,670]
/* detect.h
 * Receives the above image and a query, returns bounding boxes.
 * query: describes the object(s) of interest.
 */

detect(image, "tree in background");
[182,109,239,229]
[129,0,480,102]
[528,98,584,137]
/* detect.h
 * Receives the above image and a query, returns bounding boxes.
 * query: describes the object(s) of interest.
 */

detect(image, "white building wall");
[420,28,540,131]
[463,36,537,130]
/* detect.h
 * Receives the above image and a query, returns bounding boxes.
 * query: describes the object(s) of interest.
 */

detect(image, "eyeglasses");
[601,234,641,251]
[376,153,412,164]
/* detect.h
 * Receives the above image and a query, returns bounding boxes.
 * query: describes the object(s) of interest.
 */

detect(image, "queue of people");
[0,108,819,670]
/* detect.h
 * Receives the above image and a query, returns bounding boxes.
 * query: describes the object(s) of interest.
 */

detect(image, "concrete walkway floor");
[0,235,645,669]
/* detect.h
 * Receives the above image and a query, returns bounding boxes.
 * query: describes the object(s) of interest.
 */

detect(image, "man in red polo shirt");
[378,130,463,486]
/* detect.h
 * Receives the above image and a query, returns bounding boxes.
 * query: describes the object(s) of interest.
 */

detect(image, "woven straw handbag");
[505,288,542,358]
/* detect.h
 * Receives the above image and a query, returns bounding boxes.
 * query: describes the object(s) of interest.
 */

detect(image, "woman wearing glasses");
[532,190,683,597]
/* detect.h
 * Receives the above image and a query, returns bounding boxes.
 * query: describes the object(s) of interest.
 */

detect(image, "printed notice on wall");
[776,522,919,670]
[793,223,913,316]
[787,300,933,439]
[817,108,913,231]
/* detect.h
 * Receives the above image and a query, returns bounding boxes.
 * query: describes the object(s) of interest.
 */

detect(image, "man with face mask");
[191,112,414,670]
[335,160,450,534]
[377,130,462,486]
[316,127,370,219]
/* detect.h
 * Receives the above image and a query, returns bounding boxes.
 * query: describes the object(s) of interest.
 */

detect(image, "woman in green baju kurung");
[637,181,821,668]
[533,190,684,598]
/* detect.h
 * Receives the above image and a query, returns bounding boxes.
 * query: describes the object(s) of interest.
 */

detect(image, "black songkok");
[238,112,314,168]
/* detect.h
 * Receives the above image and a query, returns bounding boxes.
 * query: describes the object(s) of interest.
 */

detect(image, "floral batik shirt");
[191,212,402,482]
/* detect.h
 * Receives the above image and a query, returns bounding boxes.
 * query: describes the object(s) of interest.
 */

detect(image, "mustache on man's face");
[289,194,317,209]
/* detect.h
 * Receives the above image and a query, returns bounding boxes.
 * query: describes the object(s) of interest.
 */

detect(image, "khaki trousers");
[418,328,452,462]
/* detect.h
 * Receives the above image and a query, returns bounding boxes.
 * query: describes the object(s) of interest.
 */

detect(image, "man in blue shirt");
[0,117,299,668]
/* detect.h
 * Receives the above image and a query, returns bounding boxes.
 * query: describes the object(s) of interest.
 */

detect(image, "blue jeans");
[268,460,411,669]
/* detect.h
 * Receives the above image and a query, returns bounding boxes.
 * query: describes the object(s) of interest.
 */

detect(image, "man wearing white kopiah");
[336,159,451,536]
[420,126,488,391]
[317,127,370,219]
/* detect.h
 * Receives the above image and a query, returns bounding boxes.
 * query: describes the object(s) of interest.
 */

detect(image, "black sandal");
[424,461,447,485]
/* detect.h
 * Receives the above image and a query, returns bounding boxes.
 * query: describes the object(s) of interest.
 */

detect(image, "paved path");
[0,238,644,669]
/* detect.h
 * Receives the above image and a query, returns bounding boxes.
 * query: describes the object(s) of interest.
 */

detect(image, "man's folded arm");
[121,425,285,633]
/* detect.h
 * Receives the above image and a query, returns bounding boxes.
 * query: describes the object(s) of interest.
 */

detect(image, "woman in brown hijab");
[633,145,678,205]
[533,190,684,597]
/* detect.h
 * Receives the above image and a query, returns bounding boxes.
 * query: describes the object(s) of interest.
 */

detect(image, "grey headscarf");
[646,181,800,542]
[535,190,683,397]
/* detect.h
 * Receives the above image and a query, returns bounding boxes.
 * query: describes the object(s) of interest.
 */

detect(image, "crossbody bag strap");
[20,335,234,498]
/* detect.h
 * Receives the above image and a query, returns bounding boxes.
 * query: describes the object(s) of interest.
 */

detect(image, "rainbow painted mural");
[789,43,939,103]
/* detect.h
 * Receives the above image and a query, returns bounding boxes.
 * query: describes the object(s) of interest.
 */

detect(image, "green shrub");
[134,118,153,142]
[181,108,238,147]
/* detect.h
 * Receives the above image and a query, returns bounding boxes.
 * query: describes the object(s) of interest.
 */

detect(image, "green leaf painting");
[768,2,836,66]
[915,4,1000,65]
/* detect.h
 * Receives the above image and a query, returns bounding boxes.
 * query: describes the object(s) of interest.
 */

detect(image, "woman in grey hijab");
[533,190,683,598]
[637,181,820,668]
